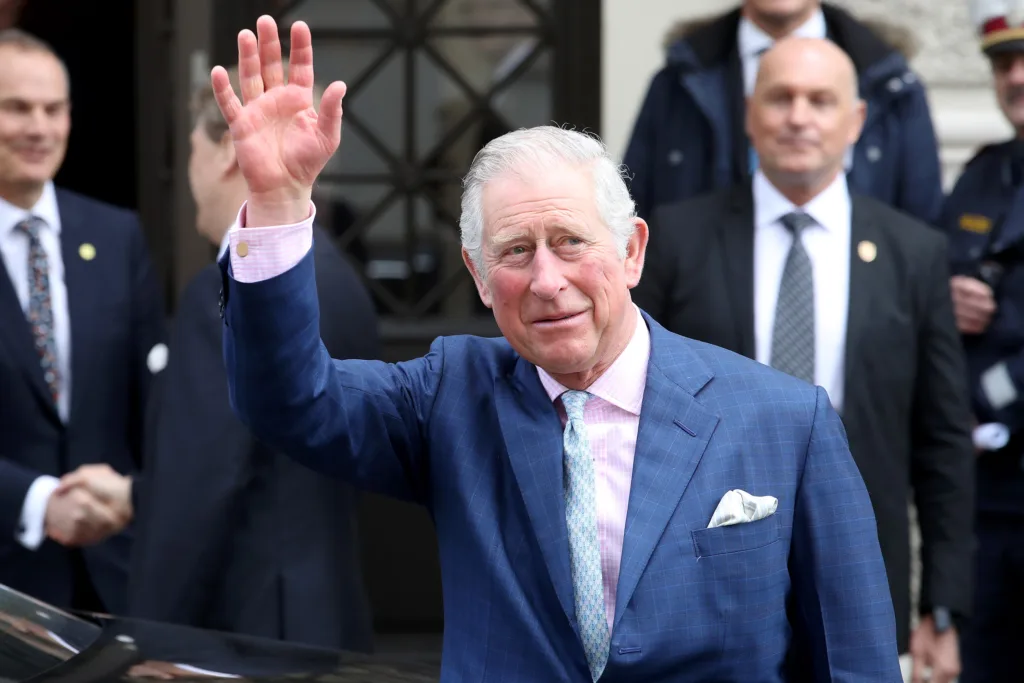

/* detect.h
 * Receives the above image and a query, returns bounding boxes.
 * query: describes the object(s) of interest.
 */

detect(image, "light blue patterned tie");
[561,390,609,681]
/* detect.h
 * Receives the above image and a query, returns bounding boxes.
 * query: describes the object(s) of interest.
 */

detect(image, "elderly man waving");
[213,16,902,682]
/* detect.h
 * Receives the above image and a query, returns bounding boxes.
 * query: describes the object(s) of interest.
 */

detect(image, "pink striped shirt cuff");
[227,201,317,283]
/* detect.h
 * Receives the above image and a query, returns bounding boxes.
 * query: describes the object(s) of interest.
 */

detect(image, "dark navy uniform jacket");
[623,4,944,225]
[941,139,1024,514]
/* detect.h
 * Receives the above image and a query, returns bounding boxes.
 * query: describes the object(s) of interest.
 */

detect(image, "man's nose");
[1008,58,1024,84]
[23,108,48,135]
[787,97,812,125]
[528,245,568,300]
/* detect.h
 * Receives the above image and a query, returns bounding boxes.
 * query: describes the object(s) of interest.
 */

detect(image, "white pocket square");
[707,489,779,529]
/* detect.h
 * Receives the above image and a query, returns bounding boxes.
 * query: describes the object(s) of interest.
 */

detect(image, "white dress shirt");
[0,182,68,549]
[218,230,230,261]
[753,169,851,412]
[737,10,827,97]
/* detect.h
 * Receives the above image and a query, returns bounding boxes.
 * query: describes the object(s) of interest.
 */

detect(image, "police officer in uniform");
[941,2,1024,679]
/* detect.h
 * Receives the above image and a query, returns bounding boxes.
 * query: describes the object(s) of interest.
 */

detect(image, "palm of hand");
[232,84,337,197]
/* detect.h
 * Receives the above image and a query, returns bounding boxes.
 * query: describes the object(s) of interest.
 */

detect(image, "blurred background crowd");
[0,0,1022,681]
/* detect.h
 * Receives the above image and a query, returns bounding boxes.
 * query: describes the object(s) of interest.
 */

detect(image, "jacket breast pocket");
[690,514,781,558]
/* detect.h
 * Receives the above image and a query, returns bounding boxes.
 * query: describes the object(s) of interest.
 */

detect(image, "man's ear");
[462,247,493,309]
[625,217,648,289]
[218,130,238,177]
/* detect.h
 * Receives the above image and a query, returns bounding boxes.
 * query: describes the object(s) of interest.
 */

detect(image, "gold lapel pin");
[857,240,877,263]
[79,243,96,261]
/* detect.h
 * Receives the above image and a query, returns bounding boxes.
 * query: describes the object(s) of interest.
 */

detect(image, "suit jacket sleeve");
[128,216,167,468]
[129,270,253,624]
[221,249,440,504]
[0,459,45,541]
[788,386,902,681]
[910,232,975,619]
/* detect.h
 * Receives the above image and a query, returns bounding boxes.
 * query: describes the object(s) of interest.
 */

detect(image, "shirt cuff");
[973,422,1011,451]
[228,201,316,283]
[17,475,60,550]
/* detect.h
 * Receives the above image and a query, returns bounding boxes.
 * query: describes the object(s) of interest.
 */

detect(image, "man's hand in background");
[47,465,133,546]
[950,275,997,334]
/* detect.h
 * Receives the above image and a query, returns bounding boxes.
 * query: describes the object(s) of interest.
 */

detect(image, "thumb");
[316,80,347,149]
[55,471,87,495]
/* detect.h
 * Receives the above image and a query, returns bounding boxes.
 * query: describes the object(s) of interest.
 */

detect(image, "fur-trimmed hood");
[662,6,919,63]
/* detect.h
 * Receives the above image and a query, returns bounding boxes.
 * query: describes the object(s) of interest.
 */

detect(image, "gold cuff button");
[237,242,249,258]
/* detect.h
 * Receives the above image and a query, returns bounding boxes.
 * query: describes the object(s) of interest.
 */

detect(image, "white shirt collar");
[737,9,827,59]
[217,229,231,261]
[752,169,850,235]
[0,181,61,236]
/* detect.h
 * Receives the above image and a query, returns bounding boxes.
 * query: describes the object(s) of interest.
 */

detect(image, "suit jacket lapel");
[719,186,757,359]
[58,192,91,424]
[843,198,881,394]
[494,356,576,631]
[614,316,720,630]
[0,254,59,422]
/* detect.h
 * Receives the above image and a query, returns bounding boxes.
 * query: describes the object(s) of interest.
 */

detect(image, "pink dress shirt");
[228,201,652,629]
[537,309,649,629]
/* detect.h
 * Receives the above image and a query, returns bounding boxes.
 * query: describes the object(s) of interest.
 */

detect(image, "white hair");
[459,126,637,275]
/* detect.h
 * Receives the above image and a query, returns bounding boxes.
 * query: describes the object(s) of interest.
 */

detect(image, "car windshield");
[0,584,101,682]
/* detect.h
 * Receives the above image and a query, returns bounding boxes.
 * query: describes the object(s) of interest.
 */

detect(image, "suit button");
[667,149,684,166]
[236,242,249,257]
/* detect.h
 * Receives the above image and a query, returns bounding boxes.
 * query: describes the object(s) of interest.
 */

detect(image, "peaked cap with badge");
[973,0,1024,53]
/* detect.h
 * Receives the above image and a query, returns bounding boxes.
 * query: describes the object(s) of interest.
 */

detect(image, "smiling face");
[462,162,648,388]
[0,44,69,203]
[991,50,1024,134]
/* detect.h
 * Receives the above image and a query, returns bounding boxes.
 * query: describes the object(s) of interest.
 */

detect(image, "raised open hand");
[211,15,346,227]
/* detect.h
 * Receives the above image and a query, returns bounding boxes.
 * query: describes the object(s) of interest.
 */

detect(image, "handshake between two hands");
[45,464,133,547]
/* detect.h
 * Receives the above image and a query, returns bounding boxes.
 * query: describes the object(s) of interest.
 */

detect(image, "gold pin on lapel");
[857,240,877,263]
[78,243,96,261]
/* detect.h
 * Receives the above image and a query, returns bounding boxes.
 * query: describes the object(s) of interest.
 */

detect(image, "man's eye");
[509,246,526,255]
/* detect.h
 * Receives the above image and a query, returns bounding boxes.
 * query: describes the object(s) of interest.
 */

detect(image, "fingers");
[910,657,926,683]
[288,20,315,89]
[211,66,243,128]
[317,81,347,148]
[55,463,108,495]
[237,28,264,104]
[256,15,285,90]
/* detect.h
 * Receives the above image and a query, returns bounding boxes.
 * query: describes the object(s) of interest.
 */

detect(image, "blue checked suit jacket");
[220,247,901,682]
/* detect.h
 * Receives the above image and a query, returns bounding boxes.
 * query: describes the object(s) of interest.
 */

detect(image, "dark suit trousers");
[959,511,1024,682]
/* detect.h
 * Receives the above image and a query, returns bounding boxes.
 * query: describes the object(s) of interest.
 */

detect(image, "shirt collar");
[752,169,850,235]
[0,181,61,236]
[737,9,827,59]
[217,229,231,261]
[536,304,650,416]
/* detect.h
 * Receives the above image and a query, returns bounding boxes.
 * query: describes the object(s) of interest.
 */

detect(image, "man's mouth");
[533,312,584,326]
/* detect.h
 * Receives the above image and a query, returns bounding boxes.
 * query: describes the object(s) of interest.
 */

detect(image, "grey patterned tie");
[770,211,815,384]
[15,217,61,406]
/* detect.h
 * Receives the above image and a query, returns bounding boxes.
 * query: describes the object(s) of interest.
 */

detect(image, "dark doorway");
[17,0,138,211]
